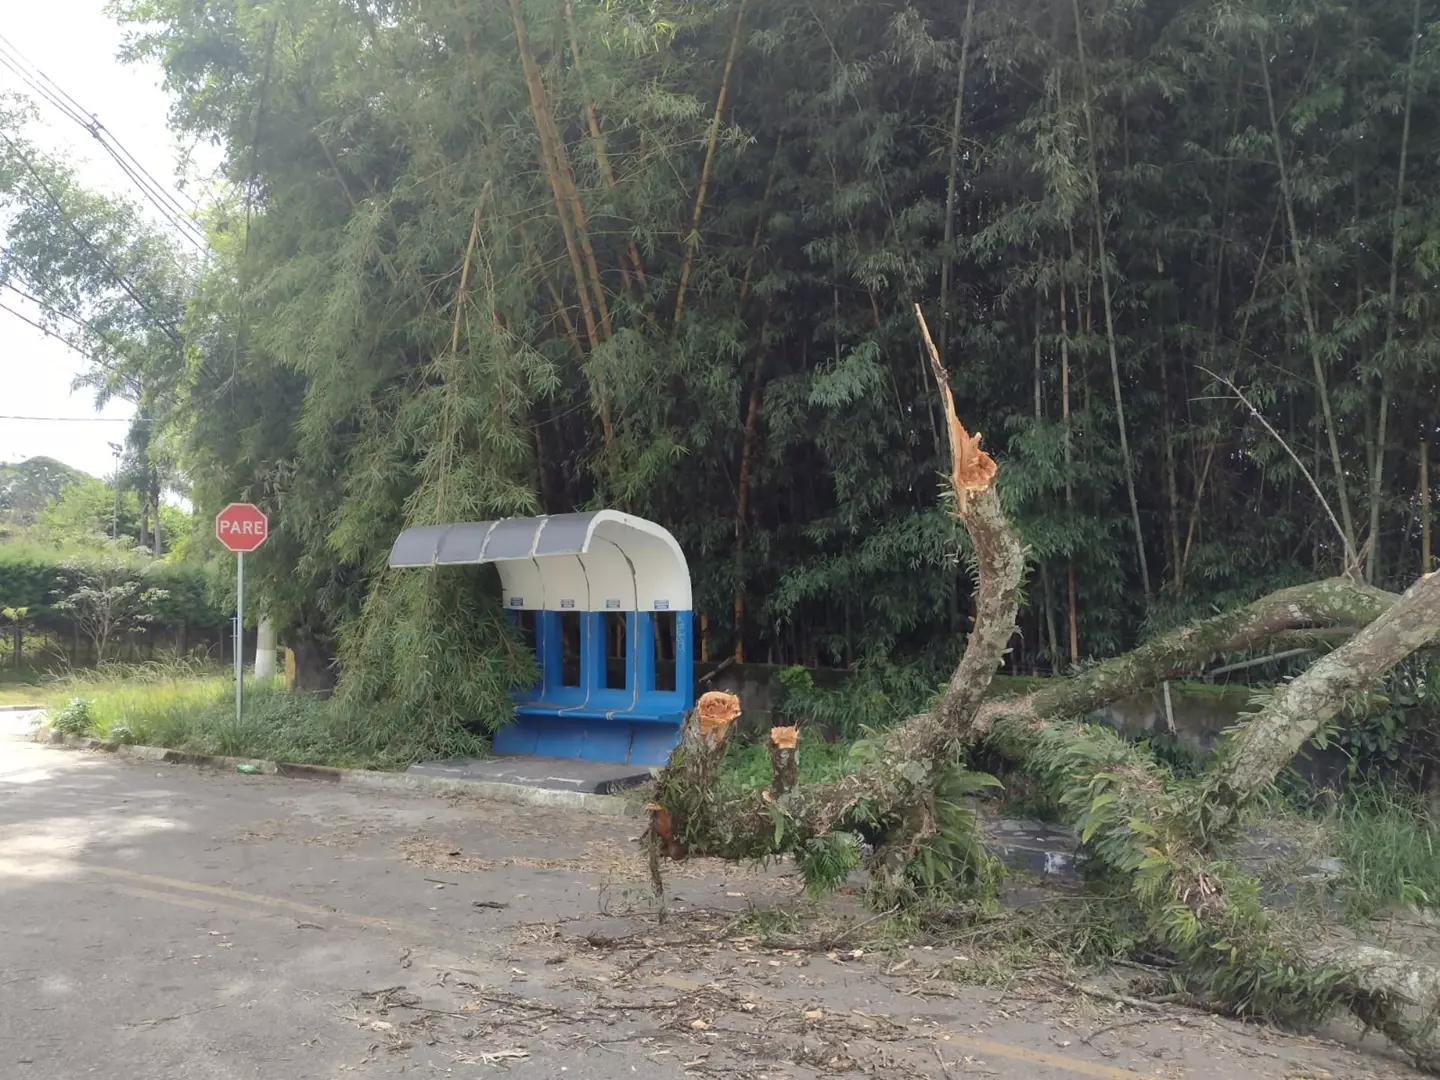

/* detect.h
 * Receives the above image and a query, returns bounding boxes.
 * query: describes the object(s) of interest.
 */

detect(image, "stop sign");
[215,503,269,553]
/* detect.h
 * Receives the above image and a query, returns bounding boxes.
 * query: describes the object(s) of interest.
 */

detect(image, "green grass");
[1322,785,1440,922]
[22,659,487,770]
[714,738,857,796]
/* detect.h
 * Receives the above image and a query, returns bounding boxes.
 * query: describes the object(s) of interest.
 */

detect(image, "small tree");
[0,606,27,669]
[54,545,167,664]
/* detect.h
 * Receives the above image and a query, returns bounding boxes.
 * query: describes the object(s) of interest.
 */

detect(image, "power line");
[0,295,146,393]
[0,128,185,348]
[0,279,147,395]
[0,414,144,423]
[0,35,208,250]
[0,35,207,243]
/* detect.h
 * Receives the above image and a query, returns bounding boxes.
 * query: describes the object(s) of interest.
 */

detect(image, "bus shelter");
[387,511,694,766]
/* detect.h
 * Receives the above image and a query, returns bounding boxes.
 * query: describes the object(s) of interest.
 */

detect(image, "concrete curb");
[33,730,638,818]
[0,704,43,712]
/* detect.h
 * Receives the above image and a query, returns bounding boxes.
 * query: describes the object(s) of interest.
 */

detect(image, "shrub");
[50,697,95,736]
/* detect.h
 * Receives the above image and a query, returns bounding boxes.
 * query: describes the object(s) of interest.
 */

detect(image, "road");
[0,708,1417,1079]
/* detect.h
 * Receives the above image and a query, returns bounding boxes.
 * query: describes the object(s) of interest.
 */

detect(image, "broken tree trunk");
[983,576,1396,740]
[1208,571,1440,821]
[648,306,1022,876]
[643,297,1440,1070]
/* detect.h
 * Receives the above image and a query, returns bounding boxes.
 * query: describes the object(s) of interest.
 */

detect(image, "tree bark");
[1210,570,1440,816]
[289,636,336,694]
[961,576,1394,741]
[651,308,1020,867]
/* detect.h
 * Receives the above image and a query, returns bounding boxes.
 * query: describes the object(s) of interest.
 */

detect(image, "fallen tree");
[646,306,1440,1070]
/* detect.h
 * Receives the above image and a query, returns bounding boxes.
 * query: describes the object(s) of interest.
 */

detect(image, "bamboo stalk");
[673,0,748,331]
[1258,46,1356,566]
[1059,288,1078,663]
[510,0,597,347]
[1423,437,1432,574]
[1035,298,1059,665]
[1367,0,1422,582]
[509,0,614,456]
[1071,0,1151,600]
[449,202,485,355]
[549,102,614,344]
[514,2,612,339]
[1163,359,1182,591]
[564,2,649,296]
[739,137,784,304]
[521,224,585,363]
[938,0,977,365]
[732,311,770,662]
[1179,440,1217,593]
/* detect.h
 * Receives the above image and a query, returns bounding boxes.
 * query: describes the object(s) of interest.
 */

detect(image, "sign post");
[215,503,270,724]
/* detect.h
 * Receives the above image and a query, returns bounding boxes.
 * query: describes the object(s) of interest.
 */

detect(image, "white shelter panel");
[388,524,453,566]
[590,513,692,611]
[497,559,545,610]
[535,554,590,612]
[577,536,637,612]
[435,521,495,564]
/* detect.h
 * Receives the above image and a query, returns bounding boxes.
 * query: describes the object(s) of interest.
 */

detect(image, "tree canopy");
[0,0,1433,728]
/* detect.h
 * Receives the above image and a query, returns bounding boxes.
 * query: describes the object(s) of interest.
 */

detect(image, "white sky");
[0,0,220,480]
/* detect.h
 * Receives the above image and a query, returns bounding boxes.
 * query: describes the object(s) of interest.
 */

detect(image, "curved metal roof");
[388,511,691,612]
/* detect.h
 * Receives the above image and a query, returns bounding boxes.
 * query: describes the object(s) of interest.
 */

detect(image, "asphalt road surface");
[0,708,1420,1079]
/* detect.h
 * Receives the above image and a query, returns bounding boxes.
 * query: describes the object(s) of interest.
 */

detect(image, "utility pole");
[107,442,123,540]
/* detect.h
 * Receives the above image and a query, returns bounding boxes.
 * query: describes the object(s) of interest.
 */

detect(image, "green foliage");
[1311,657,1440,781]
[776,661,941,740]
[4,0,1434,750]
[0,539,225,658]
[49,697,94,736]
[794,831,863,896]
[716,737,856,796]
[0,457,85,530]
[54,543,170,661]
[34,661,485,769]
[1001,712,1357,1026]
[902,768,1005,902]
[1324,785,1440,923]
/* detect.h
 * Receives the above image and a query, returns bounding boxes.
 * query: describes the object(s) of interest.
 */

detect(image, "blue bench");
[493,609,694,766]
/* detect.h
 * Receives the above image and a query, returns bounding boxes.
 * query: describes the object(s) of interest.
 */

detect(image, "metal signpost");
[214,503,269,723]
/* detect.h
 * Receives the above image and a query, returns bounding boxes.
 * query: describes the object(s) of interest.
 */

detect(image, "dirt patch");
[397,832,798,888]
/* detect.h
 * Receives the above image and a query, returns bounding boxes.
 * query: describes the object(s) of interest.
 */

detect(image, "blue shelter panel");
[389,511,695,766]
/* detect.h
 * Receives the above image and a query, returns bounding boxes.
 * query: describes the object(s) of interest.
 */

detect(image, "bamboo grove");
[96,0,1440,727]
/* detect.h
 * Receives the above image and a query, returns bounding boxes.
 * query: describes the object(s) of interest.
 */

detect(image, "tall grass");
[34,658,489,769]
[1325,785,1440,921]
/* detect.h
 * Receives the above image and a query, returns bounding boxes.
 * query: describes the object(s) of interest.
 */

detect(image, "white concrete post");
[254,616,277,680]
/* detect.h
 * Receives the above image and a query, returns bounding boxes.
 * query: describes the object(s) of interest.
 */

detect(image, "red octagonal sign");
[215,502,269,553]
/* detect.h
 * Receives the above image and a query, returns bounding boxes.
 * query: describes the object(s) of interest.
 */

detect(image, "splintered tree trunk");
[644,295,1440,1071]
[650,306,1020,866]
